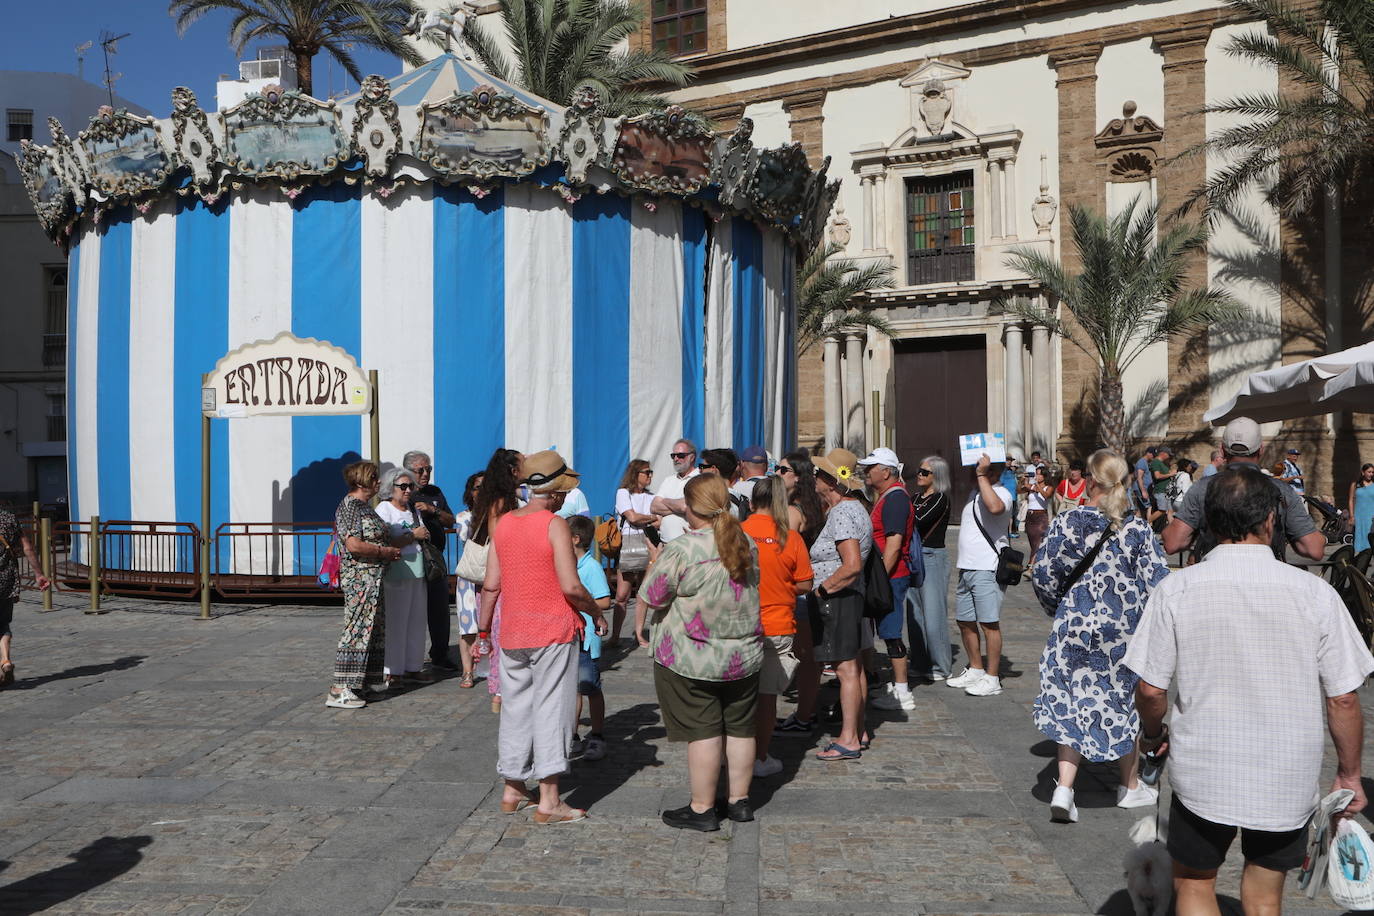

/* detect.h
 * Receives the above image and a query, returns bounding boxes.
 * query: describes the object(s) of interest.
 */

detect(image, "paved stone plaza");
[0,549,1364,915]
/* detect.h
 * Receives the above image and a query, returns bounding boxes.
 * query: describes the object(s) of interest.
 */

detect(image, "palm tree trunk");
[294,49,314,97]
[1099,369,1125,456]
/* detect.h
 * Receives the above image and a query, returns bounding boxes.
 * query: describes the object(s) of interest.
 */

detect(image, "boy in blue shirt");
[568,516,612,761]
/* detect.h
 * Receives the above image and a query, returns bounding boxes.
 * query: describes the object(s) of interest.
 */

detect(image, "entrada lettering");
[222,356,349,407]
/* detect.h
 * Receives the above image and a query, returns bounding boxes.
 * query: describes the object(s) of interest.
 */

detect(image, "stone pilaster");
[1049,45,1103,454]
[783,89,828,169]
[1157,27,1213,444]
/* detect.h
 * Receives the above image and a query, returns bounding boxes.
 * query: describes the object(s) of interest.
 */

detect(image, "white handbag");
[455,537,488,584]
[618,530,650,572]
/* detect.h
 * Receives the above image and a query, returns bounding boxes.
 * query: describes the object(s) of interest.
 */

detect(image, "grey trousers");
[497,640,577,782]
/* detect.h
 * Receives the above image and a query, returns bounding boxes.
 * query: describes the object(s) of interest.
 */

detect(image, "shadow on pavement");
[7,655,146,691]
[0,835,152,914]
[562,701,665,811]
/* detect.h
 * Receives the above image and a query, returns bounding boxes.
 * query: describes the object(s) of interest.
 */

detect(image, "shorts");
[653,663,759,742]
[1167,795,1309,872]
[954,569,1004,624]
[0,597,12,638]
[876,575,911,641]
[577,649,602,696]
[758,635,798,695]
[1154,493,1172,512]
[809,589,865,663]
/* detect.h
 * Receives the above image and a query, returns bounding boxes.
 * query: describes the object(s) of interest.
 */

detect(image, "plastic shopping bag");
[1329,817,1374,910]
[317,536,340,590]
[1301,789,1355,899]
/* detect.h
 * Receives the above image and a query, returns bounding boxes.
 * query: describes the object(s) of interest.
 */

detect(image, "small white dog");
[1124,815,1173,916]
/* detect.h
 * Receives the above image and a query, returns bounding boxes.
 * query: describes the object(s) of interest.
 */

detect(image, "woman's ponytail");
[1087,448,1131,530]
[686,474,756,584]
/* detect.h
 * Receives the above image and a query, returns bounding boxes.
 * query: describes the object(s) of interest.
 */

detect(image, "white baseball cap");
[1221,417,1263,457]
[856,447,902,472]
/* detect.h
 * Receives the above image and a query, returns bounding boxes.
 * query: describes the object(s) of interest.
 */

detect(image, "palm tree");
[458,0,693,116]
[797,242,897,354]
[1001,200,1247,455]
[170,0,425,98]
[1189,0,1374,218]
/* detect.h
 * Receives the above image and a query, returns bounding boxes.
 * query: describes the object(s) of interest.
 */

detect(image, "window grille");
[652,0,707,54]
[7,109,33,142]
[905,171,975,285]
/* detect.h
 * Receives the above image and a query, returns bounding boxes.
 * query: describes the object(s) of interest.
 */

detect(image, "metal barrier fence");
[214,522,335,599]
[99,520,202,598]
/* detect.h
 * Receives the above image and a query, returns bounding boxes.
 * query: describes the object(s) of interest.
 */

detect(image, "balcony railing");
[46,415,66,441]
[42,333,65,368]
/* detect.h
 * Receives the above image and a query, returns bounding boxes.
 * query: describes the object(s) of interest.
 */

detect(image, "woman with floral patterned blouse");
[639,474,762,832]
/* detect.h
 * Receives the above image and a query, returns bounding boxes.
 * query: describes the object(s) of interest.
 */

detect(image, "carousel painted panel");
[16,142,71,233]
[223,87,345,181]
[612,106,712,196]
[413,87,549,179]
[77,107,174,200]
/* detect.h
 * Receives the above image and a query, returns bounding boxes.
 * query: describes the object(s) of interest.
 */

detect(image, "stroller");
[1305,496,1353,546]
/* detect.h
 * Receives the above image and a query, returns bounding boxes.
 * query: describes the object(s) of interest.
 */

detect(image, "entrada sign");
[202,333,371,418]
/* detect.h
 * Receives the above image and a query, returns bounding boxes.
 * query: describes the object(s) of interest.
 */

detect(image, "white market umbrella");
[1205,341,1374,425]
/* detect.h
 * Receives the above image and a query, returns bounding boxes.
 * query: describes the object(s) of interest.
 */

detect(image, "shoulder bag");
[317,533,341,590]
[1045,520,1114,615]
[595,515,622,559]
[861,544,894,619]
[971,492,1025,586]
[412,508,445,582]
[455,518,490,584]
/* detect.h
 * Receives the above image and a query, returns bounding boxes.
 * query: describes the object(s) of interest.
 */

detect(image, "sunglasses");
[396,483,414,491]
[412,465,432,474]
[776,465,795,476]
[640,469,654,476]
[916,468,932,477]
[670,452,693,460]
[698,463,715,471]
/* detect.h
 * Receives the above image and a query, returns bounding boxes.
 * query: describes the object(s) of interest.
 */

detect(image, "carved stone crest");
[1031,153,1057,235]
[223,86,345,182]
[712,118,757,210]
[827,201,851,248]
[16,140,72,235]
[556,87,608,186]
[350,75,403,180]
[918,79,952,135]
[612,106,713,196]
[77,106,174,200]
[170,87,222,199]
[413,86,550,180]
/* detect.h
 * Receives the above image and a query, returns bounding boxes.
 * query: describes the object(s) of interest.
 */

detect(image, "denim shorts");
[577,649,602,696]
[954,569,1004,624]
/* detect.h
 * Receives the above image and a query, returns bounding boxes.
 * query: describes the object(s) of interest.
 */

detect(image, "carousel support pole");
[200,378,212,621]
[369,370,381,468]
[87,514,101,614]
[39,516,52,611]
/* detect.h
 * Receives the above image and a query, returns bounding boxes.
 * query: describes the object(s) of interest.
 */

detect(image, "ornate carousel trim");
[412,85,551,180]
[76,106,175,201]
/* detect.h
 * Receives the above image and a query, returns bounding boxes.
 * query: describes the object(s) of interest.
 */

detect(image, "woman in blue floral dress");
[1030,449,1168,824]
[453,472,483,688]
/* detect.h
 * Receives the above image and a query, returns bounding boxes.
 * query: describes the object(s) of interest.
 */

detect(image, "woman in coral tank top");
[478,451,606,825]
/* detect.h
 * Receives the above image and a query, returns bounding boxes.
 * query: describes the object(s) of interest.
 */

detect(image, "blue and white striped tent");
[23,56,836,573]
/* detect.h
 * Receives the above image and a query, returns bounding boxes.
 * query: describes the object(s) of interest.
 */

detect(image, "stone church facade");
[628,0,1374,502]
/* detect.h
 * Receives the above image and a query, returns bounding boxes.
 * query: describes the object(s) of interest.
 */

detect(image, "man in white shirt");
[1127,465,1372,915]
[730,446,769,505]
[651,439,699,541]
[947,453,1012,697]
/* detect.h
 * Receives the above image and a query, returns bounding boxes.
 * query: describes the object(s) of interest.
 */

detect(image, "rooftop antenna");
[75,41,93,81]
[100,30,131,107]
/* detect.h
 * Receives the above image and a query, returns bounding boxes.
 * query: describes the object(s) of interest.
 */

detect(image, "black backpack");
[1191,476,1289,561]
[861,545,894,619]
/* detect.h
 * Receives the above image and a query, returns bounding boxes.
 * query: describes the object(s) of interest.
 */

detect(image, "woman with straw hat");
[807,448,874,760]
[478,450,605,825]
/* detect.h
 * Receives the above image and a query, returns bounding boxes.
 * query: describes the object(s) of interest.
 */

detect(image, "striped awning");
[342,53,559,111]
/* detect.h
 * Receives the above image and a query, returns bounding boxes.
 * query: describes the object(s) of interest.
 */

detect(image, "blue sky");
[2,1,406,113]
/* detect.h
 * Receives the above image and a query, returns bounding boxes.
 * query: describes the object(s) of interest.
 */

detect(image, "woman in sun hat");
[478,450,606,825]
[807,448,874,760]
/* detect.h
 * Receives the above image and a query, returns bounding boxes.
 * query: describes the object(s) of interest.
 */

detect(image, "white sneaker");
[946,667,985,688]
[964,672,1002,696]
[753,755,784,777]
[325,687,365,709]
[1117,784,1159,809]
[871,686,916,711]
[1050,784,1078,823]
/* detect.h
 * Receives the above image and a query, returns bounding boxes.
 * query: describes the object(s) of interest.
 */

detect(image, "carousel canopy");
[12,53,838,253]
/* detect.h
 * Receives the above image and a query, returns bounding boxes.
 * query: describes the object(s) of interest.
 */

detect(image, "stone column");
[861,175,875,251]
[1030,324,1052,456]
[987,159,1003,239]
[844,333,867,452]
[874,173,888,252]
[1005,323,1026,459]
[1049,45,1103,454]
[782,89,827,170]
[1157,27,1213,440]
[1003,157,1018,239]
[823,334,843,450]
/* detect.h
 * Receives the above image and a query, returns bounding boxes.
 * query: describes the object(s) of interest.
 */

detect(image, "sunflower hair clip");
[835,465,853,481]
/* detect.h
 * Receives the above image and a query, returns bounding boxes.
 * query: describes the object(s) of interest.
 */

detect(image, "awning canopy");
[339,53,559,111]
[1204,341,1374,425]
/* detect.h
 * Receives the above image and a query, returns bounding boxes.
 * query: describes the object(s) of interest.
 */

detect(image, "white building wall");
[1204,22,1282,423]
[1096,37,1164,126]
[728,0,977,50]
[741,99,791,148]
[819,81,907,258]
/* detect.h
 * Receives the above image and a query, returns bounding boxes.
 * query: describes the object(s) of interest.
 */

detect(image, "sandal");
[500,796,535,814]
[859,733,872,750]
[815,742,861,761]
[0,662,13,688]
[534,808,588,825]
[459,673,475,689]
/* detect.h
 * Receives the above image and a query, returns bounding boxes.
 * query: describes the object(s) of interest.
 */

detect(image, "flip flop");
[859,733,872,750]
[815,742,861,761]
[533,808,588,825]
[0,662,13,688]
[459,673,475,688]
[500,797,535,814]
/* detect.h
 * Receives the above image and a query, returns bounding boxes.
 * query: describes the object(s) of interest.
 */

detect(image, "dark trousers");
[425,575,451,663]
